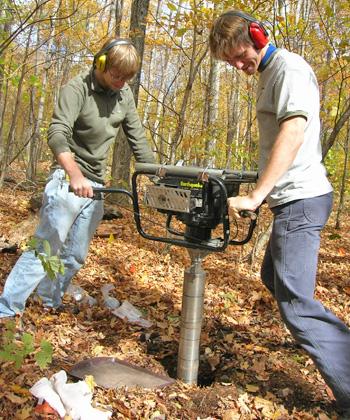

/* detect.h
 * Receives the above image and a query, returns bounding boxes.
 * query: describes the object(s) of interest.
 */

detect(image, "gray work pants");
[261,192,350,409]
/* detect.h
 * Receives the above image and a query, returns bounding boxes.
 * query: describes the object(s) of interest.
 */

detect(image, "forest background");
[0,0,350,418]
[0,0,349,213]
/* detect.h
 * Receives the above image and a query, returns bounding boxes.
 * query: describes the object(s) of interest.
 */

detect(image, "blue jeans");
[261,192,350,409]
[0,169,104,316]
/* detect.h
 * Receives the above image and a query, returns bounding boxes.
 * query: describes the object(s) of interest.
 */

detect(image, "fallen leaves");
[0,184,349,419]
[3,391,30,404]
[338,247,346,256]
[14,406,33,420]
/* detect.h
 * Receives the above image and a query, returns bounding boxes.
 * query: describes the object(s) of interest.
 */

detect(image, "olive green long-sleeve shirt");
[48,70,155,184]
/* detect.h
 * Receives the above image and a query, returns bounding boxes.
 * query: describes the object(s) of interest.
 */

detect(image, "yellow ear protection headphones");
[222,11,269,50]
[93,39,133,72]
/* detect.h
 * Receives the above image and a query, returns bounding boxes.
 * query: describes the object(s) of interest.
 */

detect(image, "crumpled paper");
[112,300,153,328]
[30,370,111,419]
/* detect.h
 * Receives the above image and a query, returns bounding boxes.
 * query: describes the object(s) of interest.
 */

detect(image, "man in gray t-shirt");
[257,48,332,207]
[210,10,350,415]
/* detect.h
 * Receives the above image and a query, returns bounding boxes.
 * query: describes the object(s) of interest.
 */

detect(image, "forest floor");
[0,171,349,420]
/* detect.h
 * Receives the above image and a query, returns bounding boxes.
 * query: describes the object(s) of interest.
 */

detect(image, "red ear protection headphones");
[222,11,269,50]
[94,39,133,72]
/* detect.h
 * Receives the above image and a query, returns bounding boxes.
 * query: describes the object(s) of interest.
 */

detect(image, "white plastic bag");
[66,284,97,306]
[30,370,112,420]
[101,284,120,310]
[112,300,152,328]
[30,377,66,418]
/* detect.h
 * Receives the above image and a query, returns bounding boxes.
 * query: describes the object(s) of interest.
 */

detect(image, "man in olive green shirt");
[0,38,155,317]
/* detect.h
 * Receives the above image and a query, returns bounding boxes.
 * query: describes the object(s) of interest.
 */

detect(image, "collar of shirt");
[258,44,278,72]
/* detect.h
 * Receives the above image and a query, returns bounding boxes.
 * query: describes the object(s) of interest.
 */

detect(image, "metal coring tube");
[177,249,208,384]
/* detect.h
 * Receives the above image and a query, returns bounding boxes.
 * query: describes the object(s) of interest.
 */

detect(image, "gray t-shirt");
[256,48,332,208]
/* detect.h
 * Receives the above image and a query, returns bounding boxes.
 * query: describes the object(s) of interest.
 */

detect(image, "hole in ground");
[145,335,217,386]
[160,353,216,387]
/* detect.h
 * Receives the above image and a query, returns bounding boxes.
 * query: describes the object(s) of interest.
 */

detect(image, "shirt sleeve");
[47,81,85,157]
[273,67,310,124]
[122,87,155,164]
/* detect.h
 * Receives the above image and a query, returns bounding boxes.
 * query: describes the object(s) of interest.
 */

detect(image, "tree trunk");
[141,0,163,128]
[114,0,124,37]
[0,27,32,185]
[225,71,241,169]
[27,23,53,181]
[322,100,350,159]
[149,1,182,163]
[170,28,208,163]
[0,16,11,187]
[203,56,220,168]
[247,219,273,266]
[335,120,349,230]
[110,0,151,204]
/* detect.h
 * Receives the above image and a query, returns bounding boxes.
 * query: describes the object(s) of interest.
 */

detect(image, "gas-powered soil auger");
[90,162,259,385]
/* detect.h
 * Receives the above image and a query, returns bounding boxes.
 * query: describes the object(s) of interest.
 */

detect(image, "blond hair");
[209,12,253,61]
[100,38,140,79]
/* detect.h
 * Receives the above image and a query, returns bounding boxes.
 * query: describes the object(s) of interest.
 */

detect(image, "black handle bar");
[68,186,134,202]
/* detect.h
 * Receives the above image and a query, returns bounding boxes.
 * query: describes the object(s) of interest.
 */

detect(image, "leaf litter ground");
[0,184,349,420]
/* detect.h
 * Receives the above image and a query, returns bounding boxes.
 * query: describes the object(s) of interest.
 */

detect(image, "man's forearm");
[228,118,306,217]
[251,117,306,206]
[56,152,84,180]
